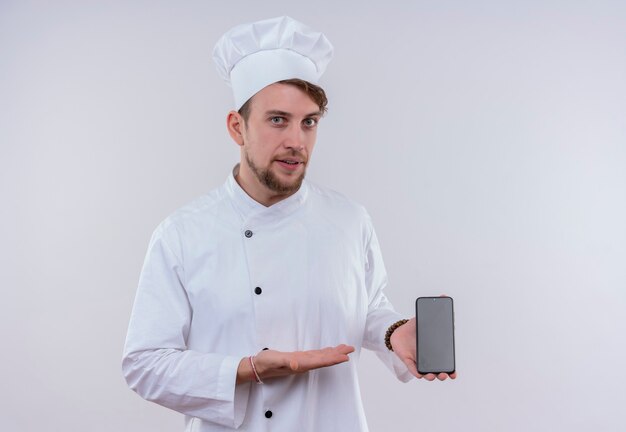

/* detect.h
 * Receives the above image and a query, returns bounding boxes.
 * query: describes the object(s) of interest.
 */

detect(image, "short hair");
[238,78,328,123]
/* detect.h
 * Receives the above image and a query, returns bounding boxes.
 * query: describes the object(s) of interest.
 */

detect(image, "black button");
[254,287,262,295]
[262,347,269,351]
[244,230,253,238]
[265,410,273,419]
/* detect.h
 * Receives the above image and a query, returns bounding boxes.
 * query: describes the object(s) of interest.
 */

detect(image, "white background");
[2,1,625,431]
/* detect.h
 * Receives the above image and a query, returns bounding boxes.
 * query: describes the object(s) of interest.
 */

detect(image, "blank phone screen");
[416,297,455,374]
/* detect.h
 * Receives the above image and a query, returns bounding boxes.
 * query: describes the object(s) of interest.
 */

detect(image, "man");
[123,16,454,432]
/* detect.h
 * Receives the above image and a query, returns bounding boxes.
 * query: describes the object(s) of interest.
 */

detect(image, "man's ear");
[227,111,245,146]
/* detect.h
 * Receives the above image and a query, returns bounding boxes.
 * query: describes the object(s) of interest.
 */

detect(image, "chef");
[122,16,454,432]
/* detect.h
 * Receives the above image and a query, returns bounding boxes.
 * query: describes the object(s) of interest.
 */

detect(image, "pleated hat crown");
[213,16,333,110]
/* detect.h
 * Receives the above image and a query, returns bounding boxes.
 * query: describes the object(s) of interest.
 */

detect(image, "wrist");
[249,355,263,384]
[385,319,409,351]
[236,357,254,384]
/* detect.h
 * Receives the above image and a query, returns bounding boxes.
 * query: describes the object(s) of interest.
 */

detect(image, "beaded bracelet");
[385,319,409,351]
[249,356,263,384]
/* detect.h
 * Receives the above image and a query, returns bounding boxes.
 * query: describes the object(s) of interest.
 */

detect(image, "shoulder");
[151,183,232,246]
[305,180,374,233]
[306,181,369,215]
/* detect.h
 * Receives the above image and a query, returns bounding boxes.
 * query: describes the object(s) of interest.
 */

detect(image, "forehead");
[249,83,319,116]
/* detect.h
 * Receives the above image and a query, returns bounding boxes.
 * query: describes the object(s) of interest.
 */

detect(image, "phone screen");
[416,296,455,374]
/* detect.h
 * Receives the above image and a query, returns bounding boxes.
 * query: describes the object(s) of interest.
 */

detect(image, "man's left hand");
[389,317,457,381]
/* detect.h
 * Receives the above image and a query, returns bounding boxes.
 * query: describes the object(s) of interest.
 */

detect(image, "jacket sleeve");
[361,219,414,383]
[122,223,250,428]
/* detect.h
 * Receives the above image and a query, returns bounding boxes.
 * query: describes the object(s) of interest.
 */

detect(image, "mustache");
[275,150,307,162]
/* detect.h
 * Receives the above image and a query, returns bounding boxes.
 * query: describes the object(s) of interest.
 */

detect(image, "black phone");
[415,296,455,375]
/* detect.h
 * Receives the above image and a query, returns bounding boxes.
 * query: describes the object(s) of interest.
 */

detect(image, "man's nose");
[283,124,305,151]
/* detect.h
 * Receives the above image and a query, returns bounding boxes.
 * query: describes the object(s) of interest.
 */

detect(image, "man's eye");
[304,118,317,127]
[270,117,284,125]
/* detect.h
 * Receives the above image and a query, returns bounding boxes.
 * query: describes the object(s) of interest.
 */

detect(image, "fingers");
[420,372,457,381]
[436,371,458,380]
[255,345,357,379]
[335,344,356,355]
[289,344,355,372]
[320,344,355,363]
[320,344,354,362]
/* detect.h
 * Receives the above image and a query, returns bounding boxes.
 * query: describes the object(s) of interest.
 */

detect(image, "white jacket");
[122,166,412,431]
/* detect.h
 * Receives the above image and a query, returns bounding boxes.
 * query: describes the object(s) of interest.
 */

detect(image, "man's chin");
[265,169,305,194]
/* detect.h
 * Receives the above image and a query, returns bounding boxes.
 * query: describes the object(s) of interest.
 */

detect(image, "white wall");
[1,1,625,430]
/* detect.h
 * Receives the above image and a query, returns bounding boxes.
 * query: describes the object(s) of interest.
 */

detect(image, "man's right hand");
[236,344,355,384]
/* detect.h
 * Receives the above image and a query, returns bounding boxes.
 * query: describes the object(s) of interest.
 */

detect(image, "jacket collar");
[225,163,309,225]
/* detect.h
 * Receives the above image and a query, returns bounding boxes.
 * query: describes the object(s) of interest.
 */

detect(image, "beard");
[244,148,306,195]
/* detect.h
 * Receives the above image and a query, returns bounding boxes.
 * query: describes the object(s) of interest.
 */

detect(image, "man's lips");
[275,159,304,171]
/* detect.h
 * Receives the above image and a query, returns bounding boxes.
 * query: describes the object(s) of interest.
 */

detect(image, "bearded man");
[123,16,455,432]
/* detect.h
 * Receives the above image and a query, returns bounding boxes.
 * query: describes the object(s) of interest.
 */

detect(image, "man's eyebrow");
[265,110,323,118]
[265,110,291,117]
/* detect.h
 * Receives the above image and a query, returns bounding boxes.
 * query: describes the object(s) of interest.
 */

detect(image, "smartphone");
[415,296,455,375]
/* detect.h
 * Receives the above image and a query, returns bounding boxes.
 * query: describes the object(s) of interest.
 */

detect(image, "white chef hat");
[213,16,333,110]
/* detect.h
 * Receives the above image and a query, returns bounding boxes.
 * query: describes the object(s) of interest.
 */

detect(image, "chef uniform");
[122,16,412,432]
